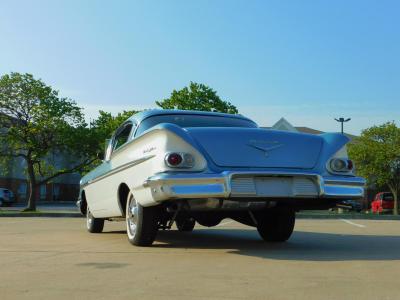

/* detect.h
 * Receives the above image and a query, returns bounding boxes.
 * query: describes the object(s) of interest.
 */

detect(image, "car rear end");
[141,125,365,210]
[89,110,368,247]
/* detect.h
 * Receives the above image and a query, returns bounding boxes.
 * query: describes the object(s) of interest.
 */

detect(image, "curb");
[0,213,83,218]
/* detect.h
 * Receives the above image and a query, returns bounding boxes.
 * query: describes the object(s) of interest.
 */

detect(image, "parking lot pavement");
[1,218,400,300]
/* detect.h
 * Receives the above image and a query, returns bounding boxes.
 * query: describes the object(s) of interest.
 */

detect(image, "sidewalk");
[0,202,82,217]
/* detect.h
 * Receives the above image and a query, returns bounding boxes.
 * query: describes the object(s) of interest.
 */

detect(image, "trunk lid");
[185,127,323,169]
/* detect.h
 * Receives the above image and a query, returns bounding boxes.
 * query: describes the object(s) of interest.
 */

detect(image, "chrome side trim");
[82,154,155,188]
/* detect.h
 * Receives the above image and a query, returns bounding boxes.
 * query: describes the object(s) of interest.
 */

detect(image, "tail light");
[329,158,354,172]
[166,153,182,166]
[165,152,195,168]
[327,145,355,174]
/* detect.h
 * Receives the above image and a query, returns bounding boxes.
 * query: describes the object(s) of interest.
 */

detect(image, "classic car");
[77,109,365,246]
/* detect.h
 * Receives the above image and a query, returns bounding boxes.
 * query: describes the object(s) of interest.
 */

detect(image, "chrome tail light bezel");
[165,152,196,168]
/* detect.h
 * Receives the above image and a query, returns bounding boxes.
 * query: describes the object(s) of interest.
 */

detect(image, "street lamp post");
[334,117,351,134]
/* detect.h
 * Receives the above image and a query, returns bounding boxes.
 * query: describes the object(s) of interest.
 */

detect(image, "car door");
[377,193,384,212]
[371,194,379,212]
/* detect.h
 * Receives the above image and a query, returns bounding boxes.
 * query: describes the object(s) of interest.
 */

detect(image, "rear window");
[136,114,257,136]
[383,193,394,201]
[3,190,9,194]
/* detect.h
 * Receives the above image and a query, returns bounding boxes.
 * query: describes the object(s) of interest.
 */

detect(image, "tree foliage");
[348,122,400,214]
[87,110,137,161]
[90,110,137,142]
[0,72,96,210]
[156,82,238,114]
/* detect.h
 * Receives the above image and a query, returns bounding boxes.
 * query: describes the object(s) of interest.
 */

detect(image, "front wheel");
[256,208,295,242]
[86,207,104,233]
[126,192,160,246]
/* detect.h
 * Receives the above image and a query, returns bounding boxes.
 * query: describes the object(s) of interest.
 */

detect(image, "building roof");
[294,127,324,135]
[262,118,359,140]
[271,117,297,132]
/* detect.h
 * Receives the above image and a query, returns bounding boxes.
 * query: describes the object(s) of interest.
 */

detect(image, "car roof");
[126,109,256,125]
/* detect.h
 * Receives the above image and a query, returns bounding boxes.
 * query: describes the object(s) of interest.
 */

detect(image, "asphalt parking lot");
[1,218,400,300]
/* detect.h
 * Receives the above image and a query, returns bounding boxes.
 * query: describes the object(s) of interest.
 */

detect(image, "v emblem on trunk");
[247,141,284,157]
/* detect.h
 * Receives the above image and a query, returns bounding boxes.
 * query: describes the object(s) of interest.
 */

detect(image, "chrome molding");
[82,154,155,188]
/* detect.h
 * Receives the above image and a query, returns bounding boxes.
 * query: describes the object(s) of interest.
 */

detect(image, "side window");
[383,193,394,201]
[112,123,134,152]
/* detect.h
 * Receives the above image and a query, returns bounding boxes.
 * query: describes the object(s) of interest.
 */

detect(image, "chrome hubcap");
[127,198,138,236]
[87,209,93,228]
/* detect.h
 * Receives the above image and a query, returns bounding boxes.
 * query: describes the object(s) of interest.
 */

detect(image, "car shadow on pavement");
[153,229,400,261]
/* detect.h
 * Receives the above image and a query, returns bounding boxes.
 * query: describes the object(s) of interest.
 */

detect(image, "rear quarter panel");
[82,128,206,218]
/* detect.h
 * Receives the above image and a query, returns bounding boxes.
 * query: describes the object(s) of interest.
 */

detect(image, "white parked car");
[77,110,365,246]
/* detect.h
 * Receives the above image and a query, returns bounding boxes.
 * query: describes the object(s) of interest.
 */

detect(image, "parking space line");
[340,219,366,228]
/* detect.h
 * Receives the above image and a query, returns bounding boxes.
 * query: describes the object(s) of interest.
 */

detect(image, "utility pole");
[335,117,351,134]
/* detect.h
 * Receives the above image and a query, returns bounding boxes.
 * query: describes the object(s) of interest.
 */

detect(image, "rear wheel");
[176,217,195,232]
[86,207,104,233]
[126,192,160,246]
[256,208,295,242]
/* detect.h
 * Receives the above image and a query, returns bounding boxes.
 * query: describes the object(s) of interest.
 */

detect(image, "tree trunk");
[393,192,399,216]
[388,185,398,216]
[25,160,37,211]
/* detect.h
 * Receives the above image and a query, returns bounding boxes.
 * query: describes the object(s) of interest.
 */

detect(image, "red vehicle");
[371,192,394,213]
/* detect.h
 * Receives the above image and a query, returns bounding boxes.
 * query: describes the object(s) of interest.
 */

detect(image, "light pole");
[334,117,351,134]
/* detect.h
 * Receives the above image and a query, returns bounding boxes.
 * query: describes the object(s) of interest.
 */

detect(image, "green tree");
[89,110,138,158]
[0,72,97,211]
[90,110,137,140]
[348,122,400,215]
[156,82,238,114]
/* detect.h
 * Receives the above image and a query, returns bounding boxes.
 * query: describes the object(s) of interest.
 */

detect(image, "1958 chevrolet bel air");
[77,110,365,246]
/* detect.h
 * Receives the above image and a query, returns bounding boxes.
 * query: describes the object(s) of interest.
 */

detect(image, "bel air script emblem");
[247,140,284,157]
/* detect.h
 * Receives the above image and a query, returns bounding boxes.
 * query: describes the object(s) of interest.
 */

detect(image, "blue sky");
[0,0,398,134]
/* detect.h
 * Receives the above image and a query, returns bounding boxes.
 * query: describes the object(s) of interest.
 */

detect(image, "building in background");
[0,155,80,203]
[0,113,80,203]
[264,117,357,140]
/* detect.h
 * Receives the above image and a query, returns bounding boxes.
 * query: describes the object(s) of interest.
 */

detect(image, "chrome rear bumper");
[143,171,365,202]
